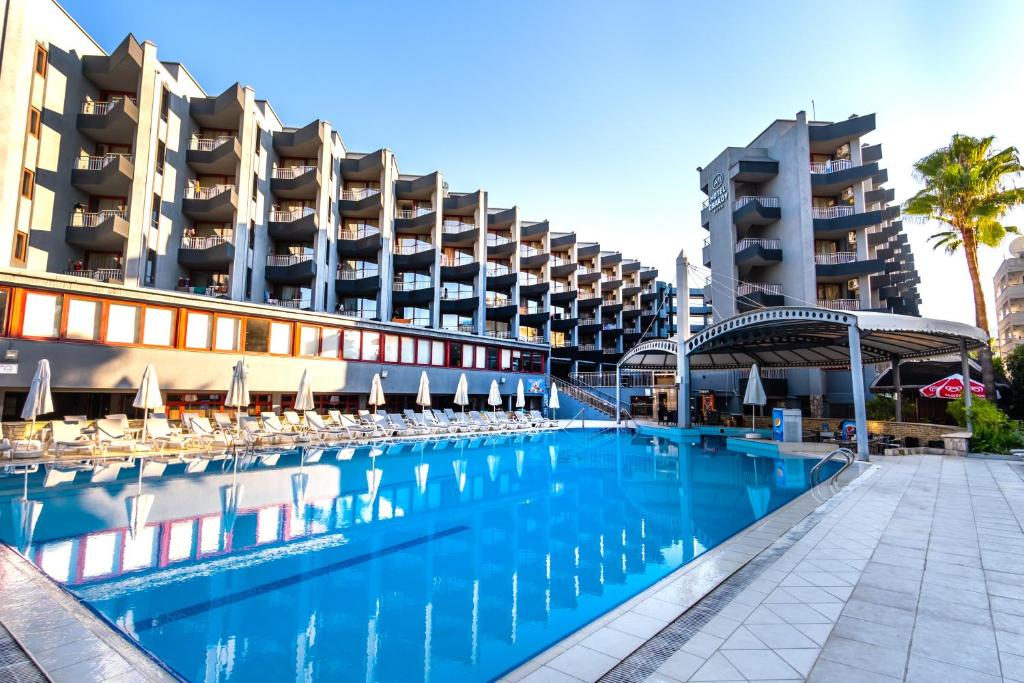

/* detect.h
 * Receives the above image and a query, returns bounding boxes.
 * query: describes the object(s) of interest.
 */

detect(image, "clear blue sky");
[61,0,1024,332]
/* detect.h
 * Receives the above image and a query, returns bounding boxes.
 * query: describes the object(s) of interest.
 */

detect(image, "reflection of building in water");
[0,437,813,681]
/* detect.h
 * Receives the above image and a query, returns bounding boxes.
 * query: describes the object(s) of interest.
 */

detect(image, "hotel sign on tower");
[706,172,728,212]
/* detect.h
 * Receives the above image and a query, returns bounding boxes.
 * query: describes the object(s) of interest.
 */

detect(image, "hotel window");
[361,332,379,361]
[0,288,10,335]
[155,141,166,174]
[20,168,34,199]
[22,292,61,338]
[185,311,213,349]
[475,346,486,369]
[27,107,41,138]
[243,318,270,353]
[487,347,498,370]
[500,349,511,370]
[159,87,169,121]
[383,334,400,363]
[33,44,47,77]
[269,322,291,355]
[106,303,142,344]
[253,125,261,155]
[511,350,521,371]
[432,340,444,366]
[449,343,462,367]
[299,325,320,356]
[214,316,241,351]
[461,344,474,369]
[321,328,340,358]
[64,298,101,341]
[342,329,360,360]
[400,336,415,364]
[144,248,156,286]
[251,172,258,201]
[12,231,28,264]
[142,307,175,347]
[417,338,430,364]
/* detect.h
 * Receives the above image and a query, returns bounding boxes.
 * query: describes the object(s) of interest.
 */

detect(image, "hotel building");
[994,236,1024,358]
[0,0,668,418]
[696,112,921,414]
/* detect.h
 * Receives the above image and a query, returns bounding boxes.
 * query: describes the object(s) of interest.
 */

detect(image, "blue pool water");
[0,429,835,682]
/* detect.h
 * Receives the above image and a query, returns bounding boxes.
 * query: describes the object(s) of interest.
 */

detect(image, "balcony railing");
[551,282,572,293]
[190,136,233,152]
[341,187,380,201]
[734,195,779,210]
[578,290,597,299]
[394,242,433,255]
[578,318,597,326]
[275,298,311,309]
[519,273,544,286]
[396,207,433,219]
[75,154,132,170]
[178,285,228,297]
[519,334,544,344]
[486,233,512,247]
[811,205,855,219]
[80,97,137,115]
[519,244,542,258]
[486,265,511,277]
[181,235,228,250]
[341,308,377,320]
[441,253,475,267]
[578,265,595,275]
[549,255,571,267]
[271,165,316,179]
[393,279,432,291]
[270,207,315,223]
[817,298,861,311]
[736,238,782,252]
[621,304,641,312]
[485,296,511,308]
[63,268,123,284]
[442,323,477,334]
[440,288,475,300]
[337,267,379,280]
[69,210,127,227]
[266,254,313,267]
[737,283,782,296]
[338,224,380,240]
[186,184,234,200]
[809,159,853,174]
[578,344,598,351]
[814,251,857,265]
[551,338,573,347]
[442,220,476,234]
[486,330,515,339]
[519,306,547,315]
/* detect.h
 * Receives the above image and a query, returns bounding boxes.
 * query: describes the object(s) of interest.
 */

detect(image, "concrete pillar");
[961,339,973,432]
[892,354,902,422]
[848,323,868,460]
[676,251,691,428]
[615,364,621,425]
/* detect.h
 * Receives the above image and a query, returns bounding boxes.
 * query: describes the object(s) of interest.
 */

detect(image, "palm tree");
[904,134,1024,397]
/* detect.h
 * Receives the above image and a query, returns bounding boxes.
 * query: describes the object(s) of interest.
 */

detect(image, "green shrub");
[866,395,895,420]
[947,397,1024,453]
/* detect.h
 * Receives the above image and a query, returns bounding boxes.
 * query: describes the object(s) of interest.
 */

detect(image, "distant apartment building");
[995,237,1024,358]
[0,0,668,416]
[696,112,921,413]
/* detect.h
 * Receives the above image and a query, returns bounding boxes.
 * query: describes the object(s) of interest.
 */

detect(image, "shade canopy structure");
[616,305,988,459]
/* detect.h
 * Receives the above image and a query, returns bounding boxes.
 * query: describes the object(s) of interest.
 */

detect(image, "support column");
[676,250,691,428]
[848,323,868,460]
[615,365,621,426]
[892,355,902,422]
[961,339,973,432]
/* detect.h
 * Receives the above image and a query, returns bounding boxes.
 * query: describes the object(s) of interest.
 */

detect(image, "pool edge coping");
[499,452,877,682]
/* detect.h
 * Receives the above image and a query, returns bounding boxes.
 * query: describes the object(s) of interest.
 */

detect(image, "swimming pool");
[0,429,835,682]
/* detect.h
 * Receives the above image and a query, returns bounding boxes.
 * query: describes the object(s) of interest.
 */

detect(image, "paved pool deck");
[512,454,1024,683]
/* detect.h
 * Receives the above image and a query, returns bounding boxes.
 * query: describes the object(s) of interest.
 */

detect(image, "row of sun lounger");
[16,408,560,458]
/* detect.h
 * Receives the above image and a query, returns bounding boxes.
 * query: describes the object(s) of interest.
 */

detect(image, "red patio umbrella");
[919,373,985,399]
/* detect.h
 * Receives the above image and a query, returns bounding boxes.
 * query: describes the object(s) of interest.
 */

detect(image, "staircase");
[551,376,630,420]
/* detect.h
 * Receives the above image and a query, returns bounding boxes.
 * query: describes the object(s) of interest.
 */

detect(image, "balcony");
[177,284,229,298]
[71,154,134,196]
[441,220,479,248]
[550,314,578,331]
[549,255,577,278]
[817,299,861,311]
[337,223,381,257]
[77,97,138,144]
[577,265,600,285]
[486,233,516,258]
[729,158,779,183]
[550,282,577,305]
[268,207,319,242]
[186,136,241,175]
[394,206,436,233]
[335,266,380,297]
[486,329,516,340]
[519,273,549,296]
[485,295,517,319]
[808,114,876,147]
[519,306,549,327]
[341,150,386,182]
[177,235,235,270]
[735,238,783,268]
[578,290,602,306]
[272,121,324,158]
[82,35,143,91]
[341,307,378,321]
[576,242,600,259]
[519,244,549,269]
[578,318,601,332]
[271,165,320,199]
[601,276,623,292]
[273,298,313,311]
[183,185,238,222]
[813,205,899,237]
[264,254,316,285]
[639,267,658,282]
[815,252,885,282]
[190,84,245,129]
[442,323,478,334]
[519,333,545,344]
[810,159,879,195]
[733,196,780,228]
[65,211,129,251]
[440,287,479,314]
[63,268,123,285]
[392,241,436,269]
[602,299,623,314]
[392,278,434,306]
[736,283,784,312]
[339,187,382,218]
[441,252,479,280]
[485,265,517,289]
[520,220,549,239]
[551,232,576,249]
[621,304,642,318]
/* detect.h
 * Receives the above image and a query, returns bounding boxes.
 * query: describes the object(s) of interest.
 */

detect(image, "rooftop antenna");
[811,99,816,121]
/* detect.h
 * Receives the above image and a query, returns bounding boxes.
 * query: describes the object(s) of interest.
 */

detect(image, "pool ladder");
[810,447,855,488]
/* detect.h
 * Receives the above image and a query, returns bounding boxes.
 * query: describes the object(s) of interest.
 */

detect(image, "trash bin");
[772,408,802,443]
